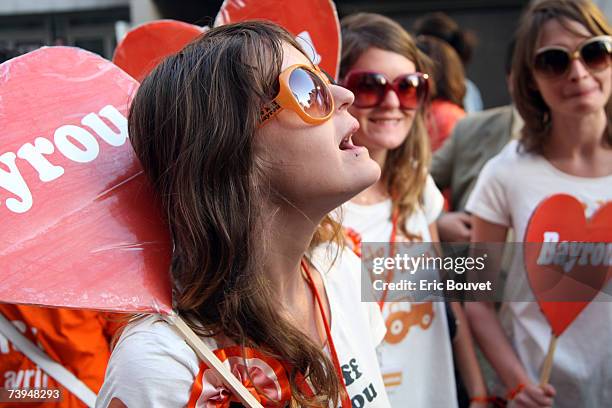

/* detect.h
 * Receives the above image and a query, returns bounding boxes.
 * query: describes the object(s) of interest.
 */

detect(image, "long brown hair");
[129,21,340,406]
[513,0,612,153]
[340,12,432,239]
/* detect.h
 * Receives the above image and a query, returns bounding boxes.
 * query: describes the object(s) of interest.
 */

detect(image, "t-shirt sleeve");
[422,174,445,224]
[465,155,511,227]
[96,319,198,408]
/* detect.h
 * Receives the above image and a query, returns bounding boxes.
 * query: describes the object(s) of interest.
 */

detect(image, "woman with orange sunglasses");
[97,21,391,407]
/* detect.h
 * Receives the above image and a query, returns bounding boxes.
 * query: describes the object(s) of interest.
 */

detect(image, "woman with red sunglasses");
[338,13,487,408]
[466,1,612,407]
[97,21,392,407]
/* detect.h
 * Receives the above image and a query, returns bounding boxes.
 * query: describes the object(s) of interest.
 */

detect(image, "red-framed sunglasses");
[342,71,429,110]
[533,35,612,78]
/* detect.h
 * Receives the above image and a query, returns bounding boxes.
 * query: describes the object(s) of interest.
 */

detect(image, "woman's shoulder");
[97,315,207,407]
[481,140,539,177]
[109,315,205,376]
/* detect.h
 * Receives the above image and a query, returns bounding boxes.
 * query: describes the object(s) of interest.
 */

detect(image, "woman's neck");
[351,179,390,205]
[261,202,320,307]
[548,109,607,158]
[545,109,612,177]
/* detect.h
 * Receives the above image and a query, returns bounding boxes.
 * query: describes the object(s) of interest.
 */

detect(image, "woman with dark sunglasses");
[465,1,612,407]
[338,13,487,408]
[96,21,392,407]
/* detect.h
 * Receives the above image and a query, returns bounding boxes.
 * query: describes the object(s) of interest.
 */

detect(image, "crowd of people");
[1,0,611,407]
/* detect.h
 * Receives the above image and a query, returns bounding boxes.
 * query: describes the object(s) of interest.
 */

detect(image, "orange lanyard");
[377,209,399,310]
[300,259,352,408]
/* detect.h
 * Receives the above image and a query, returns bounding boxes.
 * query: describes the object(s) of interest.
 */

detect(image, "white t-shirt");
[341,175,459,408]
[96,244,391,408]
[466,140,612,407]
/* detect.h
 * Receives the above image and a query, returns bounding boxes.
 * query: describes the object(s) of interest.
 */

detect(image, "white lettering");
[537,231,559,264]
[578,243,595,266]
[54,125,100,163]
[592,243,605,265]
[0,105,129,214]
[17,137,64,182]
[81,105,128,147]
[0,152,33,213]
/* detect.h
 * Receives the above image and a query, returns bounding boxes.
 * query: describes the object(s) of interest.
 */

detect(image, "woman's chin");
[343,160,381,198]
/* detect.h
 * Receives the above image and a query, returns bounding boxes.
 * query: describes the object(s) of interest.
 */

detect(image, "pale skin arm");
[465,216,556,408]
[428,223,488,407]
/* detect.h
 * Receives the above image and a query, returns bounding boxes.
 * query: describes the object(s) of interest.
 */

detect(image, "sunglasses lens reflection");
[346,72,426,109]
[396,75,423,109]
[347,73,386,108]
[289,68,333,119]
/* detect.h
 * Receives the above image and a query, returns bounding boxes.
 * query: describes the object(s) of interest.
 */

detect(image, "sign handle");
[539,333,558,385]
[165,313,264,408]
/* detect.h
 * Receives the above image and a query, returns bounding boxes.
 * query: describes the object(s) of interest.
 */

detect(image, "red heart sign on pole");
[214,0,341,80]
[113,20,206,82]
[0,47,172,314]
[524,194,611,384]
[524,194,612,337]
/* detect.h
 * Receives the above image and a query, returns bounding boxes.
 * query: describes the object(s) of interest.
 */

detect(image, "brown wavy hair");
[340,13,433,239]
[513,0,612,153]
[129,21,341,406]
[417,35,466,107]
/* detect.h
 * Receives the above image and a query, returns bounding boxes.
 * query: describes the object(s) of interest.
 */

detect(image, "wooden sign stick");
[164,313,264,408]
[539,333,558,385]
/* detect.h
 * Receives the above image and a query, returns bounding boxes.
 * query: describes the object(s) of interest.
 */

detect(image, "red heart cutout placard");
[215,0,341,80]
[524,194,612,336]
[0,47,172,314]
[113,20,206,82]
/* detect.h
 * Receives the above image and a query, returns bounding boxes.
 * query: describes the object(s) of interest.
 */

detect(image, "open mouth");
[339,132,357,150]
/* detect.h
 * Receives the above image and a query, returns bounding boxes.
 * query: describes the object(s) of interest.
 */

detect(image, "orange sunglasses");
[259,64,335,126]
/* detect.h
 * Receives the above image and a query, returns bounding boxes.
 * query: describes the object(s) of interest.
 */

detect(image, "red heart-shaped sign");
[215,0,341,80]
[524,194,612,336]
[113,20,206,82]
[0,47,172,314]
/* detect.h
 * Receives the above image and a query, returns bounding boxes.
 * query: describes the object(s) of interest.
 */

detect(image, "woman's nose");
[332,84,355,112]
[379,87,401,109]
[567,57,590,81]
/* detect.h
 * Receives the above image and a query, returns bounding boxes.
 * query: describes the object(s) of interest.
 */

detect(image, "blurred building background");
[1,0,611,108]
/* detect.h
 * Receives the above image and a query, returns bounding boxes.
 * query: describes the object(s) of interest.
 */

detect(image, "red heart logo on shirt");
[524,194,612,336]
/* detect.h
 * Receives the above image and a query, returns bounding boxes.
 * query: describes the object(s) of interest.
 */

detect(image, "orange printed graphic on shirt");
[0,305,119,408]
[384,302,435,345]
[187,346,314,408]
[382,371,403,388]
